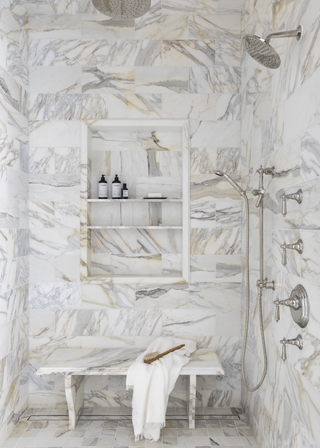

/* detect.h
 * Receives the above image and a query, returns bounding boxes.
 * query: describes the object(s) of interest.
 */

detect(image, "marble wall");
[241,0,320,447]
[28,0,243,409]
[0,0,29,445]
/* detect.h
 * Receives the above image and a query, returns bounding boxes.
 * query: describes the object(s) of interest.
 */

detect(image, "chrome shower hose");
[242,194,268,392]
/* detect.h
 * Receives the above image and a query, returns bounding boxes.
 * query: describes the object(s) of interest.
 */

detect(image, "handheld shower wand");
[214,171,246,196]
[215,170,271,392]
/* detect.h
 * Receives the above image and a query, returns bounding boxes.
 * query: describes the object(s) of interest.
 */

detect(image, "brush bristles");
[143,351,159,363]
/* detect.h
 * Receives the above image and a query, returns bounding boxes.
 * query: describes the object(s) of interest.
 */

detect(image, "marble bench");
[37,347,224,430]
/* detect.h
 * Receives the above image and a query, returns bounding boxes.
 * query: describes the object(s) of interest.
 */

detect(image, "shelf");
[81,119,190,283]
[84,275,187,284]
[87,226,183,229]
[88,199,182,203]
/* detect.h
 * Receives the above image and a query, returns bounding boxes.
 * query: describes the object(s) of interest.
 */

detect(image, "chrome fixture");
[252,167,275,207]
[281,189,303,216]
[243,26,302,69]
[257,278,275,290]
[281,239,303,266]
[280,334,303,362]
[92,0,151,19]
[255,166,275,293]
[214,171,245,196]
[216,166,275,392]
[274,284,309,328]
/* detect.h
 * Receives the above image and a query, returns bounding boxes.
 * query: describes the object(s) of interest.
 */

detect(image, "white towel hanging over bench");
[126,337,197,442]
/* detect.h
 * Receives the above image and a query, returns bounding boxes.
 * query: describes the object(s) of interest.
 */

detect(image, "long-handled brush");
[143,344,185,364]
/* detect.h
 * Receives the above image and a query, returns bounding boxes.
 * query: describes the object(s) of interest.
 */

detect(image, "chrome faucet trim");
[273,285,309,328]
[215,166,275,391]
[280,239,304,266]
[252,167,274,208]
[280,189,303,216]
[274,297,301,322]
[257,278,275,290]
[280,334,303,362]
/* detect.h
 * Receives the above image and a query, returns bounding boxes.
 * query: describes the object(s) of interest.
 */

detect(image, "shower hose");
[242,194,268,392]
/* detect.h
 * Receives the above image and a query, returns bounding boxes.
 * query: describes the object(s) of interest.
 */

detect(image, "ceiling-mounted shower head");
[92,0,151,19]
[243,25,302,69]
[215,171,245,196]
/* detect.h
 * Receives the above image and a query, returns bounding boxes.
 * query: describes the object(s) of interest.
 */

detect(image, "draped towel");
[126,337,197,442]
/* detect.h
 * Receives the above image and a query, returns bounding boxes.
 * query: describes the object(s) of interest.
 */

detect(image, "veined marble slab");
[37,348,224,376]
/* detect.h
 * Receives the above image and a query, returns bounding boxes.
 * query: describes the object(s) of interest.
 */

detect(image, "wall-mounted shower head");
[243,25,302,69]
[215,171,245,196]
[92,0,151,19]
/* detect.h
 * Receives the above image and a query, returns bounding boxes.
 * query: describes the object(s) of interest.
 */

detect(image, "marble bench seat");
[37,347,224,430]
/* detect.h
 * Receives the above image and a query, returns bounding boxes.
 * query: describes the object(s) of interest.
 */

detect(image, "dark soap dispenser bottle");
[98,174,108,199]
[121,183,129,199]
[112,174,121,199]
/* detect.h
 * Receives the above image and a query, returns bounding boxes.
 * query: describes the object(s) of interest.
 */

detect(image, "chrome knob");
[280,239,303,266]
[280,189,303,216]
[280,334,303,362]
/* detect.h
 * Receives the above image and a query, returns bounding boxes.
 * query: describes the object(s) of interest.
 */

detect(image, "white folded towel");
[126,337,197,442]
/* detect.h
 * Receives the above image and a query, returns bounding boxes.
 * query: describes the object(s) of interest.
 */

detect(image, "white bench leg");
[65,375,84,429]
[188,374,196,429]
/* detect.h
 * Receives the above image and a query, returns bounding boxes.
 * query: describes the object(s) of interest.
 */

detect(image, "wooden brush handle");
[144,344,185,364]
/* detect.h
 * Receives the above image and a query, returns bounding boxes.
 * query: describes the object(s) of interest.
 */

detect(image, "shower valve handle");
[280,189,303,216]
[274,299,280,322]
[282,247,287,266]
[280,239,304,266]
[280,334,303,362]
[252,188,265,208]
[274,295,301,313]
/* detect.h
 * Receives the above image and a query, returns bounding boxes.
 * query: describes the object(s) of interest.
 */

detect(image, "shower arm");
[265,26,302,43]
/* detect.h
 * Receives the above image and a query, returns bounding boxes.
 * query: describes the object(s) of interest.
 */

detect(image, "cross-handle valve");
[280,189,303,216]
[257,278,275,290]
[280,334,303,362]
[280,239,304,266]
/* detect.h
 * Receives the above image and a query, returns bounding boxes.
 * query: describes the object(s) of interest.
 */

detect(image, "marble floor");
[1,407,258,448]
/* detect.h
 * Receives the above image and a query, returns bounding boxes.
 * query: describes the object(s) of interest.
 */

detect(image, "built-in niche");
[80,120,190,283]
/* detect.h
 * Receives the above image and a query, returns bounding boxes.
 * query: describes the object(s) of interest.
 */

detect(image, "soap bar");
[148,193,162,197]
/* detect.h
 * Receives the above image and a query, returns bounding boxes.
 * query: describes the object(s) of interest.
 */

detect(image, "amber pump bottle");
[112,174,121,199]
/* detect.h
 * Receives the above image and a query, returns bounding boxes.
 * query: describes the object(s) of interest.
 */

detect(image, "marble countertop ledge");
[36,348,224,376]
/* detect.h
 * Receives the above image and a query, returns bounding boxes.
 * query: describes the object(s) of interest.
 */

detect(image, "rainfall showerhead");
[243,25,302,69]
[92,0,151,19]
[215,171,245,196]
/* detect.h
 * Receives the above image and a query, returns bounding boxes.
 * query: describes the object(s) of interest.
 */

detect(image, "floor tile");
[0,408,257,448]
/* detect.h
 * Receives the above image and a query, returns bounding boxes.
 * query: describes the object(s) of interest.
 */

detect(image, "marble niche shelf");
[81,119,190,284]
[87,199,183,203]
[87,226,183,229]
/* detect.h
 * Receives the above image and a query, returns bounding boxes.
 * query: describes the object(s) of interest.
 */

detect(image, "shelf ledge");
[87,199,183,203]
[83,275,187,284]
[88,226,183,229]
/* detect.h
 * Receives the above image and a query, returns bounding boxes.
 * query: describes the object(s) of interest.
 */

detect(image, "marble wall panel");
[25,2,243,413]
[242,0,320,446]
[0,2,29,441]
[55,39,162,67]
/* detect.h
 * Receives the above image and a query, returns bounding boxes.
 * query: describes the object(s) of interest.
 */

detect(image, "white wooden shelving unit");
[80,119,190,284]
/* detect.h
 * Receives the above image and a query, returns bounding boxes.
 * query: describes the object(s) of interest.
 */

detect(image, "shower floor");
[1,407,258,448]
